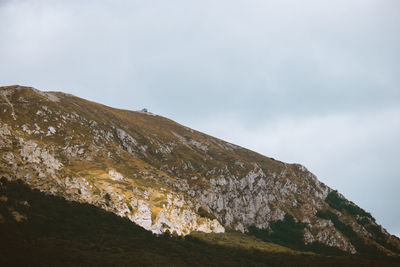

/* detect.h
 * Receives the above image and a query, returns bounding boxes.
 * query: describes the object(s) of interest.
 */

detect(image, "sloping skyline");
[0,0,399,236]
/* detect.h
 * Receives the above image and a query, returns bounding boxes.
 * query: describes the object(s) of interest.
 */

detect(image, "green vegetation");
[322,191,400,254]
[189,231,298,254]
[315,210,398,256]
[249,214,306,249]
[268,214,305,248]
[1,178,398,266]
[365,224,400,254]
[325,191,374,221]
[248,214,347,256]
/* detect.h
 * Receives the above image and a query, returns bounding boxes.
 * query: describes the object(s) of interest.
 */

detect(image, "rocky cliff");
[1,85,399,256]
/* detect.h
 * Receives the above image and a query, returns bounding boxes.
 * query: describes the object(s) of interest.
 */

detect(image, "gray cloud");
[0,0,399,236]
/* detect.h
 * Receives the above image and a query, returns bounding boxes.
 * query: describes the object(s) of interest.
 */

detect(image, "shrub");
[248,214,345,255]
[197,207,216,220]
[325,191,374,221]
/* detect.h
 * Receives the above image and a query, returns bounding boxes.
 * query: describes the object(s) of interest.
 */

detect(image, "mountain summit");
[1,85,399,258]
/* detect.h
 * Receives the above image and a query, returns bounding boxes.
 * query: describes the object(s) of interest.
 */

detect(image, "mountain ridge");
[1,85,399,258]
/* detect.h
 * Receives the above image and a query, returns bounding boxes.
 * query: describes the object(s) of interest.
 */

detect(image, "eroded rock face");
[20,140,62,174]
[1,127,224,235]
[0,85,399,256]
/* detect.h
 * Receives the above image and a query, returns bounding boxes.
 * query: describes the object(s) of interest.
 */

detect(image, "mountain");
[2,177,398,267]
[1,85,400,263]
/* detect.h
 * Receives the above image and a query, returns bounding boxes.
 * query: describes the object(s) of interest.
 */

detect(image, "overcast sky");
[1,0,399,237]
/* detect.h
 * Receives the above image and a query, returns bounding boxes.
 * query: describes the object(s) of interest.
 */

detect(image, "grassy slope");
[1,85,400,262]
[1,178,399,267]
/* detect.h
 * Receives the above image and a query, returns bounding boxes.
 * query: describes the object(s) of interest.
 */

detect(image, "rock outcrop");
[1,85,399,256]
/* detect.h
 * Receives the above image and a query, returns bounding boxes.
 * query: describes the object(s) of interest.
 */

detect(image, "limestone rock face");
[1,85,399,256]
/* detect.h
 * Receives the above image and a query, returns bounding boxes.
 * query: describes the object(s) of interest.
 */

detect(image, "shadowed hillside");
[1,178,399,267]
